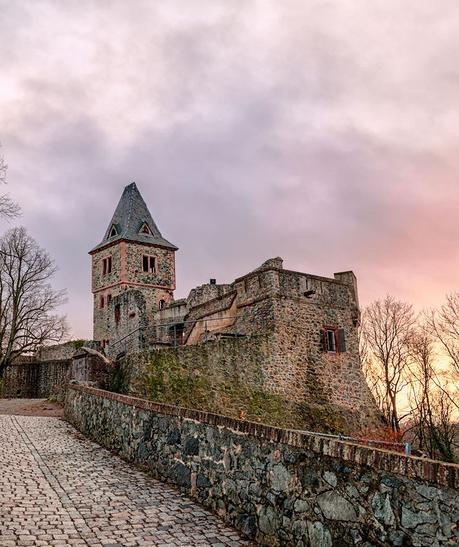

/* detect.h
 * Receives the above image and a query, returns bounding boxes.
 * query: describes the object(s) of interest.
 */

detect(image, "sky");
[1,0,459,339]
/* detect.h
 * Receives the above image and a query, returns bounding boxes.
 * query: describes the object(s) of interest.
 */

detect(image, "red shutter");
[337,329,346,353]
[321,329,328,352]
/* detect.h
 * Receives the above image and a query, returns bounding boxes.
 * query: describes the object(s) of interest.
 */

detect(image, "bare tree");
[0,146,20,219]
[361,296,416,432]
[406,328,437,456]
[0,152,6,185]
[401,325,458,462]
[426,293,459,377]
[0,227,68,376]
[430,388,457,462]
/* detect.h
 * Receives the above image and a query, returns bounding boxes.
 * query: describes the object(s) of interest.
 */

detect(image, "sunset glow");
[1,1,459,338]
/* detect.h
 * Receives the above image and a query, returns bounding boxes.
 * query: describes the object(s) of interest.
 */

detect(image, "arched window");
[159,299,166,310]
[109,225,118,238]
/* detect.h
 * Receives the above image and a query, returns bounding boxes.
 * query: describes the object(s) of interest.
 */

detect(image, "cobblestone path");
[0,415,253,547]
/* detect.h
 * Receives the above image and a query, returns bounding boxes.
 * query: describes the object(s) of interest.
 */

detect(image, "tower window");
[159,299,166,310]
[114,304,121,325]
[326,329,336,353]
[100,296,105,309]
[143,255,156,273]
[322,327,346,353]
[109,225,118,238]
[102,256,112,275]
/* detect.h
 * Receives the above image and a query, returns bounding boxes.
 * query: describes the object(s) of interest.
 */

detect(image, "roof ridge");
[126,182,135,232]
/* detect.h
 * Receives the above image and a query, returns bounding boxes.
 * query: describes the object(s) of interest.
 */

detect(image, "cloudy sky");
[1,0,459,338]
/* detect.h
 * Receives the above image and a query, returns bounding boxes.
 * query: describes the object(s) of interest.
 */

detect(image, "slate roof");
[90,182,178,253]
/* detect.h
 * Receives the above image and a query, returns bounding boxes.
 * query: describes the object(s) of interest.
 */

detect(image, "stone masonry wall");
[65,385,459,547]
[140,264,378,431]
[125,241,176,297]
[92,243,123,341]
[106,290,148,357]
[267,270,378,424]
[115,337,286,422]
[92,241,175,344]
[35,341,87,362]
[2,360,71,398]
[114,337,366,433]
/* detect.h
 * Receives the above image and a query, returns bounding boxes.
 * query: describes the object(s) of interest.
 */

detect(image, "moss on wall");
[111,337,354,433]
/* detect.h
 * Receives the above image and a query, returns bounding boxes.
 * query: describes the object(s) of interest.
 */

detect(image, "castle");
[90,182,378,427]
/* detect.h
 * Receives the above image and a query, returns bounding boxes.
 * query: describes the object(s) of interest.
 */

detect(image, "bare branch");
[361,295,416,432]
[0,227,68,375]
[0,146,20,220]
[425,294,459,377]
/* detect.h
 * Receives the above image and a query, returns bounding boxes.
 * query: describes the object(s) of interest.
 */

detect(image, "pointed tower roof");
[90,182,178,253]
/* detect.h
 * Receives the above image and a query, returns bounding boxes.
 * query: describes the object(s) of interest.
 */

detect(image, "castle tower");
[89,182,177,343]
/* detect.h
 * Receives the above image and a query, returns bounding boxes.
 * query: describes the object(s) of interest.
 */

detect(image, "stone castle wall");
[65,385,459,547]
[102,261,380,430]
[265,269,375,420]
[35,341,86,362]
[2,360,71,398]
[181,264,377,424]
[114,336,305,428]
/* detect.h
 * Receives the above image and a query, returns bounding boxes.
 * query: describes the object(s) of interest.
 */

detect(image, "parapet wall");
[65,385,459,546]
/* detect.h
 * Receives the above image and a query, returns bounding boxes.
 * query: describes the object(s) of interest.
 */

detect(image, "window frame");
[326,328,337,353]
[142,255,156,273]
[102,256,112,275]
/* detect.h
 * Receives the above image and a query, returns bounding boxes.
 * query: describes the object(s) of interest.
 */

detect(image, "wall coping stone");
[7,359,72,367]
[68,384,459,489]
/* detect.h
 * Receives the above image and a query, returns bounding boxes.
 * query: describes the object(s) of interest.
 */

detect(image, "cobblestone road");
[0,415,253,547]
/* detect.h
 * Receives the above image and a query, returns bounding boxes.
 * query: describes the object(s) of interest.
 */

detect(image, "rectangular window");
[102,256,112,275]
[100,296,105,309]
[322,327,346,354]
[327,329,336,353]
[143,255,156,273]
[114,304,121,325]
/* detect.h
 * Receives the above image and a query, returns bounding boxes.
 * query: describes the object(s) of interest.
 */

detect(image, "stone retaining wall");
[2,360,71,398]
[65,385,459,547]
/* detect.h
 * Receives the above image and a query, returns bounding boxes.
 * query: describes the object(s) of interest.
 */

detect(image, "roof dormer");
[108,224,119,239]
[139,222,153,236]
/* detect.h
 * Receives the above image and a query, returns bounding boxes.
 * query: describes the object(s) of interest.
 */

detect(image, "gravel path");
[0,415,253,546]
[0,398,63,417]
